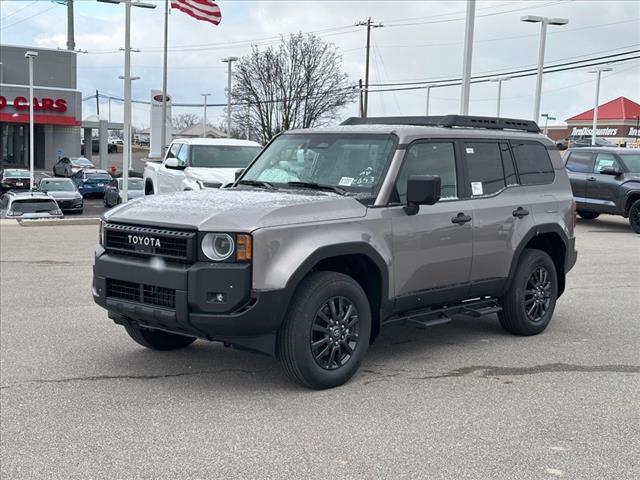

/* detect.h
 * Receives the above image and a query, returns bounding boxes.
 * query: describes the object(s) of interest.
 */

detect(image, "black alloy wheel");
[523,266,552,323]
[310,296,360,370]
[629,199,640,234]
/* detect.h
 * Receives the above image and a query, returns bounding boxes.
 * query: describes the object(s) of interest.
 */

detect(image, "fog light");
[207,292,227,304]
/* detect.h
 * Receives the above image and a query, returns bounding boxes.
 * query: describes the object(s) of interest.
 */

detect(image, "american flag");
[171,0,222,26]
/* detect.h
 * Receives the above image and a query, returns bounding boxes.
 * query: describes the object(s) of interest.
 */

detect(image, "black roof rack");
[340,114,540,133]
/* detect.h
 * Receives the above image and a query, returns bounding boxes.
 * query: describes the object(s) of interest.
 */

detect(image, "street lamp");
[98,0,156,203]
[200,93,211,138]
[490,77,510,117]
[541,113,556,136]
[221,56,239,137]
[521,15,568,122]
[425,85,433,116]
[25,51,38,191]
[588,66,613,146]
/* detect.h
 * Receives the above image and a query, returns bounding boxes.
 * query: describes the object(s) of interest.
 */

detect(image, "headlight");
[202,233,235,261]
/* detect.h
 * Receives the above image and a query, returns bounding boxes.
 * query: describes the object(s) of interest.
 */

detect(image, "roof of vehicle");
[4,191,53,199]
[1,169,30,174]
[170,138,261,147]
[567,147,639,154]
[80,169,110,174]
[40,177,75,183]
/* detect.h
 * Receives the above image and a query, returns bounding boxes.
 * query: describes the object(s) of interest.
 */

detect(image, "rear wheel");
[124,325,196,350]
[628,199,640,234]
[577,210,600,220]
[499,249,558,336]
[277,271,371,389]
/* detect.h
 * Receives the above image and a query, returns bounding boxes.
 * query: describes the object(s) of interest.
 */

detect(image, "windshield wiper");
[285,181,346,195]
[237,179,275,190]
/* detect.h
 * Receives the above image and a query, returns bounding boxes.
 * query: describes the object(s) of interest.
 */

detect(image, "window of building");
[465,142,506,196]
[565,151,594,173]
[511,141,555,185]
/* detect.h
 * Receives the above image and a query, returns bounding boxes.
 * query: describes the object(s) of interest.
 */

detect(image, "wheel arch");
[624,190,640,217]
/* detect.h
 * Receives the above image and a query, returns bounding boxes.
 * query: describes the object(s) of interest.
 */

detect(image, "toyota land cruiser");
[93,115,578,389]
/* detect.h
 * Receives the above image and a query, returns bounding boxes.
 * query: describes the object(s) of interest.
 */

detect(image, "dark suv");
[93,115,578,389]
[564,147,640,233]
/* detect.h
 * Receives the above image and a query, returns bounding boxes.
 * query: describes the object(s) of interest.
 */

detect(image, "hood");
[104,188,367,231]
[185,167,238,185]
[45,191,82,200]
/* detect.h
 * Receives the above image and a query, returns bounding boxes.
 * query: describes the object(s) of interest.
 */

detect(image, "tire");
[277,271,371,389]
[124,325,196,350]
[145,181,154,195]
[628,199,640,234]
[498,249,558,336]
[577,210,600,220]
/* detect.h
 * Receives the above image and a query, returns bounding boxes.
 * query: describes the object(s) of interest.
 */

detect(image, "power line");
[0,1,37,21]
[0,4,57,30]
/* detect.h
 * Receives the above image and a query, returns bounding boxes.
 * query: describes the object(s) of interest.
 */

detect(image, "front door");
[390,140,473,310]
[587,152,623,213]
[157,142,185,193]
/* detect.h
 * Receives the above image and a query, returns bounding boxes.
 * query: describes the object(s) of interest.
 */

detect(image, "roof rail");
[341,115,540,133]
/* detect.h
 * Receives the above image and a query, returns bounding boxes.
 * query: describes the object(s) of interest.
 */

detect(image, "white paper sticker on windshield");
[466,147,475,154]
[471,182,483,195]
[338,177,354,186]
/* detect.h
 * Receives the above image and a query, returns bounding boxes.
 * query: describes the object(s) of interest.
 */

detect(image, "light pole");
[521,15,568,122]
[589,66,612,146]
[200,93,211,138]
[541,113,556,136]
[460,0,476,115]
[25,51,38,191]
[490,77,510,117]
[98,0,156,203]
[221,56,239,137]
[425,85,433,116]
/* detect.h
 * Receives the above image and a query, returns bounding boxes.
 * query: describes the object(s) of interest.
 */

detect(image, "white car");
[143,138,261,195]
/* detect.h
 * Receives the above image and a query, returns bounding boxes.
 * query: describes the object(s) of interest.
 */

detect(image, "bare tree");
[172,113,200,131]
[231,33,357,144]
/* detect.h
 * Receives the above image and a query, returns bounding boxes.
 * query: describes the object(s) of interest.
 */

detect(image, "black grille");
[104,223,195,262]
[106,279,176,309]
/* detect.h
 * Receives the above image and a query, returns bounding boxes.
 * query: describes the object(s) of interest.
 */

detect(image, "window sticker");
[466,147,475,154]
[471,182,484,195]
[338,176,354,186]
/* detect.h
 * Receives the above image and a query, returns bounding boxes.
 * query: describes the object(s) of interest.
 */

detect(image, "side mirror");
[164,158,185,170]
[600,166,621,176]
[405,175,441,215]
[235,168,245,181]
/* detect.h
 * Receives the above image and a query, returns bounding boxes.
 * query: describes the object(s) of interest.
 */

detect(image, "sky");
[1,0,639,130]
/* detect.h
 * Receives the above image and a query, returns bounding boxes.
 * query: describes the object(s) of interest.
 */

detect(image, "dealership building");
[547,96,640,146]
[0,44,82,170]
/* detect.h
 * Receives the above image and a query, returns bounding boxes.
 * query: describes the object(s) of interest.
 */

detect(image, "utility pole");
[160,0,169,157]
[425,85,432,116]
[221,56,239,137]
[25,51,38,191]
[358,79,363,117]
[96,89,100,116]
[541,113,555,136]
[66,0,75,51]
[589,66,612,146]
[201,93,210,138]
[356,17,383,117]
[490,77,510,117]
[460,0,475,115]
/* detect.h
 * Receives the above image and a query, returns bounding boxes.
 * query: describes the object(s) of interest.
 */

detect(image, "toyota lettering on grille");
[127,234,162,248]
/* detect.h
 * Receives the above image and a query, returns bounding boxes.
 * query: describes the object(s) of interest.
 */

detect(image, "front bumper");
[92,248,286,355]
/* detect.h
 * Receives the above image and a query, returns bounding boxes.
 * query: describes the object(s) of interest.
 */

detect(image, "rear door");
[564,150,595,209]
[586,152,623,213]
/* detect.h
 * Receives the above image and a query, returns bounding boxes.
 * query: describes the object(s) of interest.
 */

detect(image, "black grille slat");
[143,284,175,308]
[106,279,176,309]
[106,279,141,303]
[104,223,195,262]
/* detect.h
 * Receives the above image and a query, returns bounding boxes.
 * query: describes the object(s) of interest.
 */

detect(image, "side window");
[166,143,181,160]
[110,179,118,187]
[176,144,189,166]
[500,143,518,186]
[594,153,619,173]
[465,142,506,196]
[394,142,457,203]
[565,151,594,173]
[511,141,555,185]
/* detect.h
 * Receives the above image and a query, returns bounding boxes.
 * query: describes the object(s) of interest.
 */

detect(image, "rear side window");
[465,142,506,196]
[511,142,555,185]
[565,151,593,173]
[500,143,518,186]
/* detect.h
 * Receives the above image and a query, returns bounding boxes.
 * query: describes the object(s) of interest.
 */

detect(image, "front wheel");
[277,271,371,389]
[577,210,600,220]
[628,199,640,234]
[124,325,196,350]
[499,249,558,336]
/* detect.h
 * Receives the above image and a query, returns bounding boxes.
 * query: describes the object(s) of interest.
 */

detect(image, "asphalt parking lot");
[1,216,638,479]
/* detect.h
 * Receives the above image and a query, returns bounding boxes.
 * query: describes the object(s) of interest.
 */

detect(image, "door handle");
[587,176,597,182]
[512,207,530,218]
[451,212,472,225]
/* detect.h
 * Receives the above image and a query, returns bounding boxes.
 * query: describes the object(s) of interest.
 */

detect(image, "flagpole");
[160,0,169,158]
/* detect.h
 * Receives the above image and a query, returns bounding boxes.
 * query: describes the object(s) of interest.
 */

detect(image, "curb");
[17,217,101,227]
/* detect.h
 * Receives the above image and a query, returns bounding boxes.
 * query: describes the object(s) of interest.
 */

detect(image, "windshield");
[85,173,111,181]
[242,134,396,192]
[4,170,30,178]
[619,153,640,173]
[191,145,260,168]
[118,178,144,190]
[72,158,93,166]
[10,199,58,213]
[40,179,77,192]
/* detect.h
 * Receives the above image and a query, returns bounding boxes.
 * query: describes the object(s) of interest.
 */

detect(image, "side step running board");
[384,298,502,329]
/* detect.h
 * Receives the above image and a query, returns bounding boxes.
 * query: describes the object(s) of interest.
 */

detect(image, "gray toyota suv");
[93,115,578,389]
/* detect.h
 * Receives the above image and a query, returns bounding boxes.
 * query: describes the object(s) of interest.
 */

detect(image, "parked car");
[72,169,112,197]
[143,138,261,194]
[569,135,614,148]
[0,191,63,219]
[564,147,640,233]
[37,177,83,213]
[94,114,578,389]
[109,137,123,145]
[53,157,95,177]
[103,177,144,207]
[81,139,117,155]
[138,137,150,147]
[0,169,31,193]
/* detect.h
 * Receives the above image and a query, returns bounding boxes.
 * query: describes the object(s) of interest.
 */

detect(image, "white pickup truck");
[143,138,261,195]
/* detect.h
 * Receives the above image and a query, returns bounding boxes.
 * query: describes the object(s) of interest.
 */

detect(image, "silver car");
[38,178,83,213]
[0,191,63,219]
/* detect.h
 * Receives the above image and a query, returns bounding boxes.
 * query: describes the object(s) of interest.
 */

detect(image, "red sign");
[0,96,67,113]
